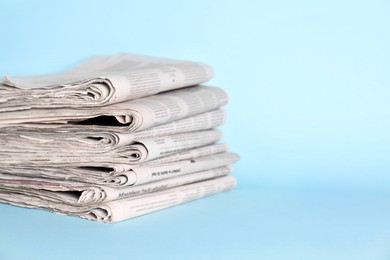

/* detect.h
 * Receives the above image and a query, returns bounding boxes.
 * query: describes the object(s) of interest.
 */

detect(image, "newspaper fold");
[0,166,233,205]
[0,53,213,111]
[0,151,238,188]
[0,144,229,186]
[0,86,227,133]
[0,175,237,223]
[0,109,226,152]
[0,130,222,165]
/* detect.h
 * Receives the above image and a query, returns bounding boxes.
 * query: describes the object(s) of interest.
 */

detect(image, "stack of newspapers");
[0,53,239,223]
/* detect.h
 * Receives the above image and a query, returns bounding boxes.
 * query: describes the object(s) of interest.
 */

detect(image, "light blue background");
[1,0,390,259]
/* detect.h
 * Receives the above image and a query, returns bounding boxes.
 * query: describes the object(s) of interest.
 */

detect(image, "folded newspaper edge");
[0,109,226,152]
[0,144,232,187]
[0,130,223,165]
[0,175,237,223]
[0,166,233,205]
[0,53,214,110]
[0,86,228,133]
[0,153,239,203]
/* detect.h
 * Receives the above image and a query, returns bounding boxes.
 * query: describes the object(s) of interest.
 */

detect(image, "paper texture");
[0,166,234,205]
[0,53,238,223]
[0,175,237,223]
[0,86,228,131]
[0,53,213,110]
[0,144,230,186]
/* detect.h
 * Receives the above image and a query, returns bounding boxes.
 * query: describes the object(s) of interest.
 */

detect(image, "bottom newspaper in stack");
[0,144,239,223]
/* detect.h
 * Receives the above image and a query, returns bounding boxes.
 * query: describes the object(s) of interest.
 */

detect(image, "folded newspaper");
[0,53,213,111]
[0,53,239,223]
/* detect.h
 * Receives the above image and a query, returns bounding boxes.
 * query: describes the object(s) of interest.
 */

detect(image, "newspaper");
[0,144,229,184]
[0,53,239,223]
[0,53,213,111]
[0,130,222,165]
[0,109,226,152]
[0,175,237,223]
[0,86,228,132]
[0,152,239,187]
[0,166,233,205]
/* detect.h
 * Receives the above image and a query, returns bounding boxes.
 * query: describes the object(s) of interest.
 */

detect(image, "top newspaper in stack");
[0,53,213,111]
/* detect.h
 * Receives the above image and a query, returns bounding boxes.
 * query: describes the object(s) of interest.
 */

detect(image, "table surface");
[1,178,390,260]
